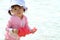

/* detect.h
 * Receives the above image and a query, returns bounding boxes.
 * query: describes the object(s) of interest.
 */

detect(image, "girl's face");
[11,5,24,17]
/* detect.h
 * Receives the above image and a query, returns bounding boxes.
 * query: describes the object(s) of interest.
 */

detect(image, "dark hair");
[8,10,12,16]
[8,5,25,16]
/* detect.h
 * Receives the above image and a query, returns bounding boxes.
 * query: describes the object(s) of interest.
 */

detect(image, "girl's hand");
[12,29,18,34]
[31,27,37,34]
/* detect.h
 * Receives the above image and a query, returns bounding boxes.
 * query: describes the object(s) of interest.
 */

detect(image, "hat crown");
[10,0,25,6]
[9,0,27,10]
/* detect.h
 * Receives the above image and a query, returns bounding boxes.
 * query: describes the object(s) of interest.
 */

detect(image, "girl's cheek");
[13,13,17,15]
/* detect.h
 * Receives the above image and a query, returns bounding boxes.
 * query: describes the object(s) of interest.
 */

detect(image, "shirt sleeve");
[6,17,13,32]
[25,16,31,32]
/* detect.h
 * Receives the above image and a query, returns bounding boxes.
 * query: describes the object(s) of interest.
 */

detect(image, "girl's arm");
[6,18,13,32]
[25,17,37,34]
[6,17,19,34]
[25,17,32,33]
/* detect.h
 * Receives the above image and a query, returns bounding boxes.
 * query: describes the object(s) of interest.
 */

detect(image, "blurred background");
[0,0,60,40]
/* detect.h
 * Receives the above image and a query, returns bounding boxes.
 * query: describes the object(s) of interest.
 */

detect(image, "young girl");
[5,0,37,40]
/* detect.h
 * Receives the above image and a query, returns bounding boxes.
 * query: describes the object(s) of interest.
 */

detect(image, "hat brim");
[9,4,27,11]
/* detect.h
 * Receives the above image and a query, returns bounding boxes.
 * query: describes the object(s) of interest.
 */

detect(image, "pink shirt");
[6,15,30,32]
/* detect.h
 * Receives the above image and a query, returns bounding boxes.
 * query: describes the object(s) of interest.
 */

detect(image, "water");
[0,0,60,40]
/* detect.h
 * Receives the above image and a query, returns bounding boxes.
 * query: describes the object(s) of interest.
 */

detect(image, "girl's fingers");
[12,29,18,34]
[32,27,37,33]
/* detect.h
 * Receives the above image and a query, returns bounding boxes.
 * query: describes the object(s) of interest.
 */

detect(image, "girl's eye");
[14,9,17,10]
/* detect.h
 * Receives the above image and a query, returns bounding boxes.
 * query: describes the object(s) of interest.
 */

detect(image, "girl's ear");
[10,10,12,13]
